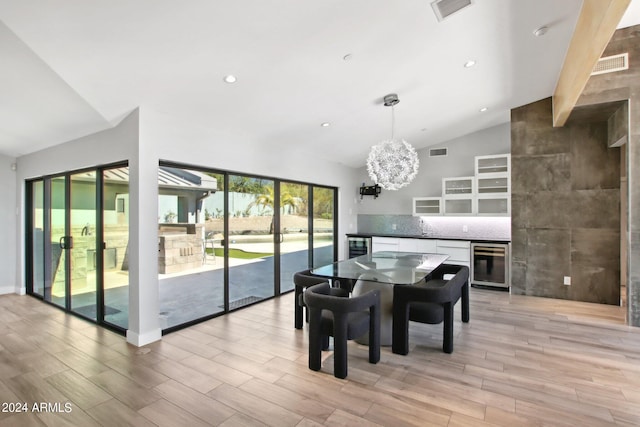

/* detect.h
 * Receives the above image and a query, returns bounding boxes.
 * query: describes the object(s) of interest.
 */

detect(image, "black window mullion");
[96,170,105,322]
[308,186,314,268]
[64,175,72,312]
[223,173,230,312]
[274,181,281,295]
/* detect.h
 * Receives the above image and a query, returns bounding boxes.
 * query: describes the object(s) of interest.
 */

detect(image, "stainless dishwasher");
[471,243,510,289]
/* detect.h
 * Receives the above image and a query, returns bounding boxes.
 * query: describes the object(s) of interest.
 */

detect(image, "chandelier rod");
[383,93,400,141]
[391,105,395,140]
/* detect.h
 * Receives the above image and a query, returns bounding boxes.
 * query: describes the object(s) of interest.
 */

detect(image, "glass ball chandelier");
[366,94,419,191]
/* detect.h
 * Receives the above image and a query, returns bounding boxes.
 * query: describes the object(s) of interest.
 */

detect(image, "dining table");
[310,251,449,345]
[311,251,449,285]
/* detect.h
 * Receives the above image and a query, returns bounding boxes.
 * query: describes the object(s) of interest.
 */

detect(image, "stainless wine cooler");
[471,242,510,289]
[347,236,371,259]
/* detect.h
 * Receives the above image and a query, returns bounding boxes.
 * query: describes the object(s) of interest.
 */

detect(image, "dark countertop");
[346,233,511,243]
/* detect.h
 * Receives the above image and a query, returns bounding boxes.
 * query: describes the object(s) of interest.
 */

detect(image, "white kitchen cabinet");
[372,237,399,253]
[442,177,474,196]
[373,237,469,267]
[475,154,510,176]
[413,154,511,218]
[412,197,442,216]
[397,238,438,253]
[442,177,475,215]
[397,238,417,252]
[374,237,439,254]
[474,154,510,216]
[476,176,509,194]
[436,239,470,267]
[444,198,474,215]
[415,239,437,253]
[476,195,510,215]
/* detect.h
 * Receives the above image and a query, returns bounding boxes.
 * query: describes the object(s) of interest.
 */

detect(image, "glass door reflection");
[30,180,45,297]
[278,182,309,293]
[47,176,67,308]
[69,171,98,320]
[103,167,130,329]
[312,186,335,268]
[227,175,275,309]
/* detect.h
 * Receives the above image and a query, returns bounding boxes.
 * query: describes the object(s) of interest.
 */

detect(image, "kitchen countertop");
[346,233,511,243]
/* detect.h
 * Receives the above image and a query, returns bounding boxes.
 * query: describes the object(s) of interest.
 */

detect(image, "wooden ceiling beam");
[552,0,631,127]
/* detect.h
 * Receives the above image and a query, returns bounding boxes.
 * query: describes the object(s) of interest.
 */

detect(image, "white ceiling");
[0,0,638,167]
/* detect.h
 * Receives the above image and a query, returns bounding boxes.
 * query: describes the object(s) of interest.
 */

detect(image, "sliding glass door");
[48,176,67,307]
[227,175,276,308]
[30,180,45,297]
[26,163,129,332]
[157,162,338,332]
[279,181,310,293]
[102,167,130,329]
[69,171,97,319]
[312,186,335,268]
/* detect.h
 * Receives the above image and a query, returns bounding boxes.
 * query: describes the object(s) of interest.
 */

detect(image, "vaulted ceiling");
[1,0,638,167]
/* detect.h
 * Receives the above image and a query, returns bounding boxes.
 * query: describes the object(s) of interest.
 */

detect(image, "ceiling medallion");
[366,94,419,191]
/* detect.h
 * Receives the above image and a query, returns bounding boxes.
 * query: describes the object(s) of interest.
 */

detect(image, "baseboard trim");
[0,285,19,295]
[126,328,162,347]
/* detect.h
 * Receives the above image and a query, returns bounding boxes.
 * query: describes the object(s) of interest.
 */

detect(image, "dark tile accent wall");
[511,98,621,305]
[578,25,640,325]
[608,102,629,147]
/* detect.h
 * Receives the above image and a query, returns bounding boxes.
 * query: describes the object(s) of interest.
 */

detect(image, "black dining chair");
[304,282,381,379]
[293,270,328,329]
[293,269,354,329]
[392,264,470,355]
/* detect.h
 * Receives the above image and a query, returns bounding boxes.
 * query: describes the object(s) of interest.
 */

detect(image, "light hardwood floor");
[1,288,640,426]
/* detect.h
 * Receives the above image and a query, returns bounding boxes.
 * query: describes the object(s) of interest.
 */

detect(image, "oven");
[347,236,371,259]
[471,242,510,289]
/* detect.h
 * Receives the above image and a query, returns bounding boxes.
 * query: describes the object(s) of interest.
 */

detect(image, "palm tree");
[250,186,299,234]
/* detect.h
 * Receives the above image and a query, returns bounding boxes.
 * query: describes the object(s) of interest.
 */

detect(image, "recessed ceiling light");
[223,75,237,83]
[464,60,476,68]
[479,107,488,112]
[533,26,548,37]
[321,122,330,127]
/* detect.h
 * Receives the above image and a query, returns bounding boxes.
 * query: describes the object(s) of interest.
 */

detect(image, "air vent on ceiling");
[591,53,629,76]
[431,0,473,22]
[429,147,448,157]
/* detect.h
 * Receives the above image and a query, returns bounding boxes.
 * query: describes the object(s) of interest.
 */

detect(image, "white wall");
[356,123,511,215]
[15,109,140,295]
[0,154,17,295]
[13,107,359,345]
[140,109,360,257]
[133,108,359,344]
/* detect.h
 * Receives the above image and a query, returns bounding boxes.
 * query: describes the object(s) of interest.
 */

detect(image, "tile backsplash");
[357,214,511,241]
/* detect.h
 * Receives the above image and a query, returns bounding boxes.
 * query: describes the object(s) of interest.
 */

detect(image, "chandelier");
[366,94,419,191]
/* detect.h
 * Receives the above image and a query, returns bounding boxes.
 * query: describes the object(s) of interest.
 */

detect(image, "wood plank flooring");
[1,288,639,426]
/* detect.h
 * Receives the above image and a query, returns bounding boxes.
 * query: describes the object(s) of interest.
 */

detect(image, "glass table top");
[311,251,449,285]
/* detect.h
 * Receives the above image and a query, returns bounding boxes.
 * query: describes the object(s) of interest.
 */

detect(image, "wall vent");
[591,53,628,76]
[431,0,473,22]
[429,147,448,157]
